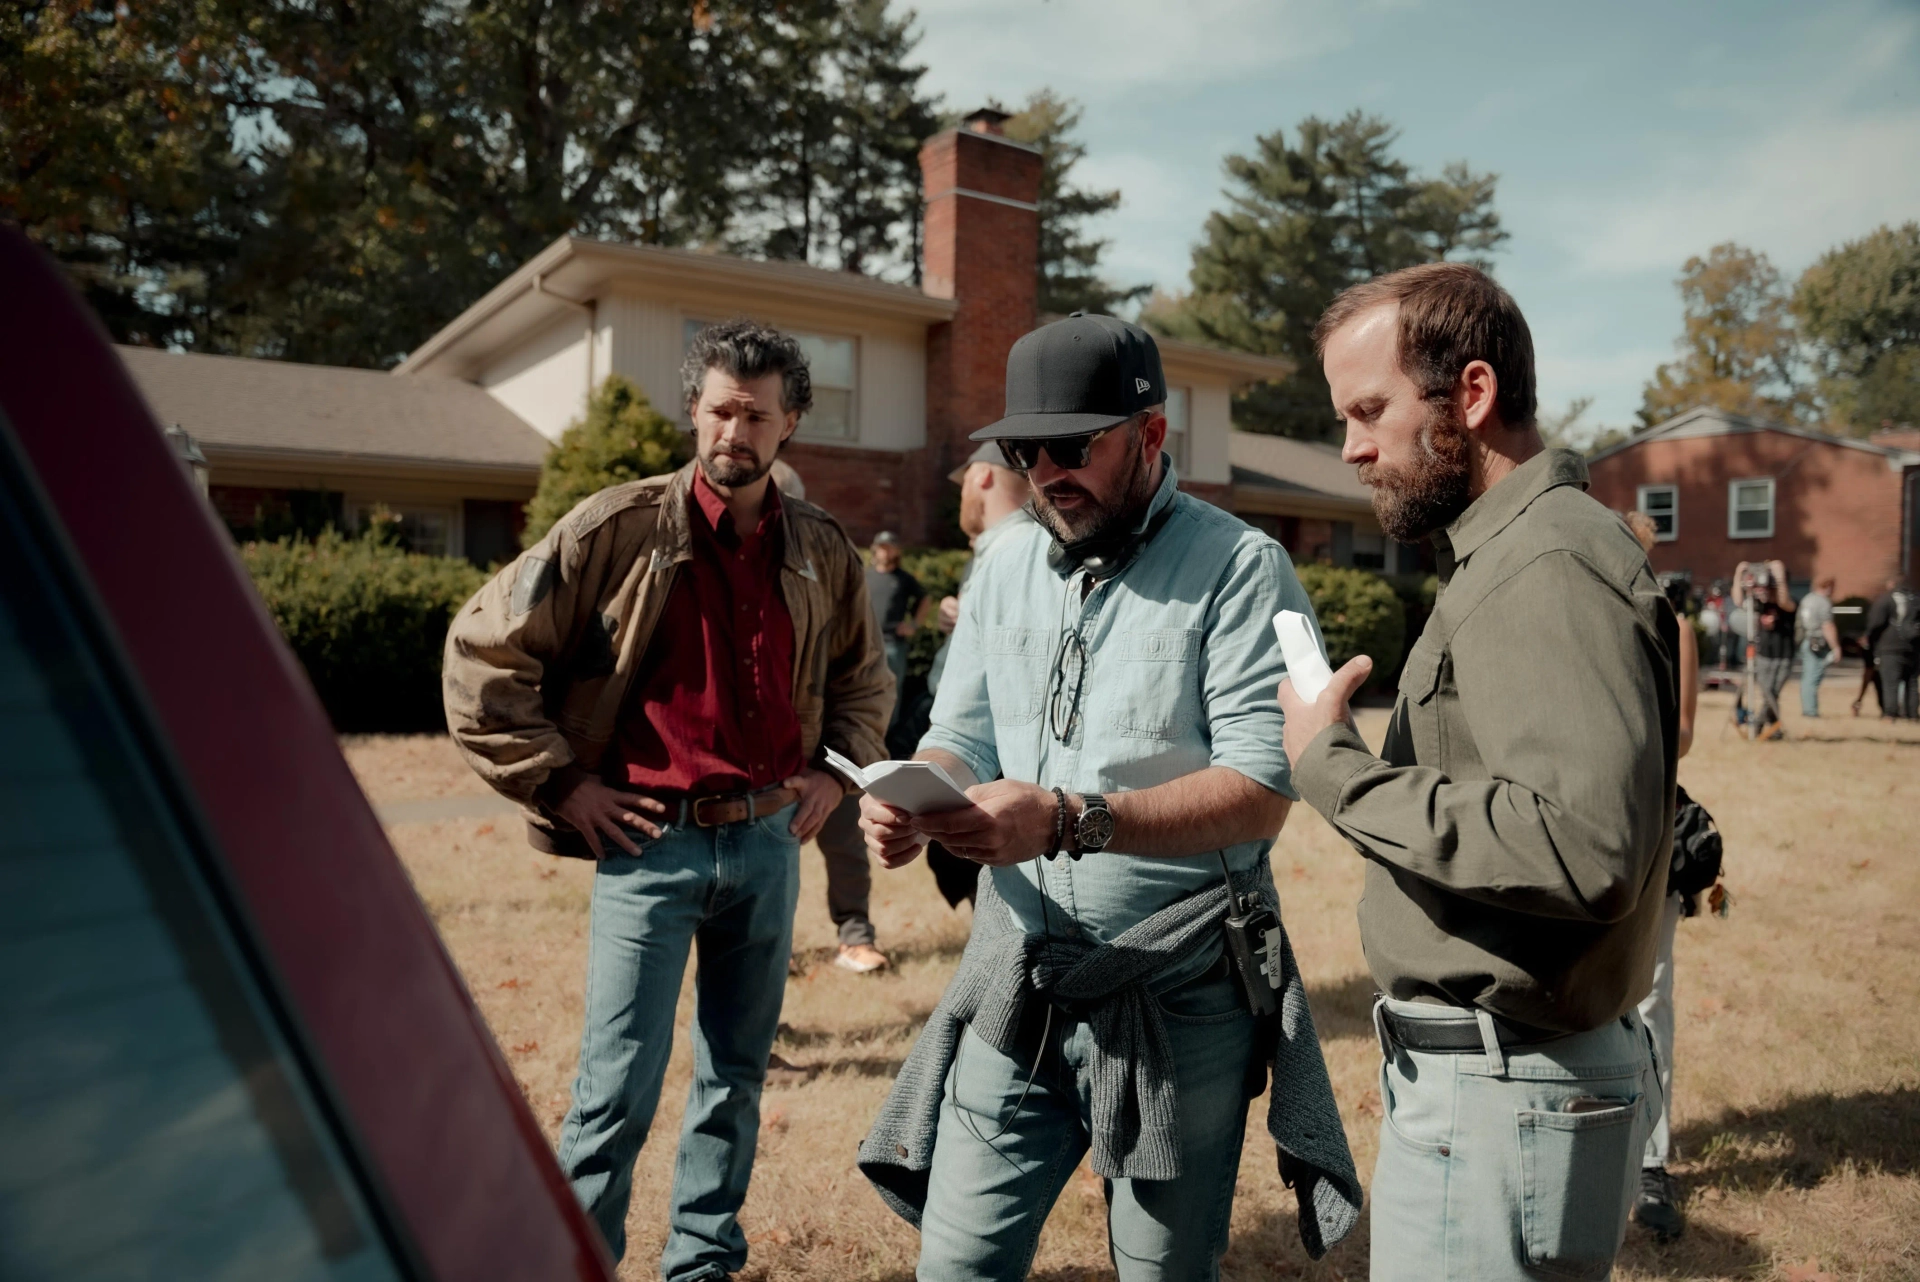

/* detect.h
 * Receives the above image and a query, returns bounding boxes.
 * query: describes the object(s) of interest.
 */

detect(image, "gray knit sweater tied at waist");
[857,863,1360,1259]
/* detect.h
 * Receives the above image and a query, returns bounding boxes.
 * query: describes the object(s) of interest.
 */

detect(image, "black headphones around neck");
[1038,494,1177,582]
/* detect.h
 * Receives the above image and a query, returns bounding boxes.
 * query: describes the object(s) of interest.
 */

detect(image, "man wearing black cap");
[854,314,1359,1278]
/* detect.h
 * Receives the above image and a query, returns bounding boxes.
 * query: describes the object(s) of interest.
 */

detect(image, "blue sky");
[909,0,1920,433]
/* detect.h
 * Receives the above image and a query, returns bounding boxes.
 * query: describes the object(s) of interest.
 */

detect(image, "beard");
[698,439,775,489]
[1358,398,1474,543]
[1030,430,1155,548]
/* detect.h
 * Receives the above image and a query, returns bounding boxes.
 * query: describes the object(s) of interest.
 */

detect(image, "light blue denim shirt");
[921,462,1321,945]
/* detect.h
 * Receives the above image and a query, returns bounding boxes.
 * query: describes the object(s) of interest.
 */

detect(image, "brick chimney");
[916,111,1043,542]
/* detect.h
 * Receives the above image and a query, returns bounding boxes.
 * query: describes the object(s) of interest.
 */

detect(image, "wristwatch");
[1073,793,1114,857]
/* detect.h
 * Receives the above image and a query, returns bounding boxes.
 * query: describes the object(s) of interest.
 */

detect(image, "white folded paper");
[1272,609,1334,702]
[822,746,972,815]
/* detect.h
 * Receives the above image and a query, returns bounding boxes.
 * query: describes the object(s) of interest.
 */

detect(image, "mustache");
[1039,481,1093,504]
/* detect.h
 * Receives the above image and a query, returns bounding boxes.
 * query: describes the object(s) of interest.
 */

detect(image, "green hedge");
[243,530,486,732]
[1295,563,1408,686]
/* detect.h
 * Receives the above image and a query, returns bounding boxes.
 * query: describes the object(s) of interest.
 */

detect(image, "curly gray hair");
[680,319,813,417]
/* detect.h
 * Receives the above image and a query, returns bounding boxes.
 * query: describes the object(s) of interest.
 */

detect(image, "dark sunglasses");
[994,419,1132,472]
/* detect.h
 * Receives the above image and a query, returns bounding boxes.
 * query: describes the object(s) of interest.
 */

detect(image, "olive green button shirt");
[1294,449,1678,1035]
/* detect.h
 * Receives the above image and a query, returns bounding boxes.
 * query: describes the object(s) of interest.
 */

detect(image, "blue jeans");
[917,965,1257,1281]
[556,804,801,1280]
[1369,998,1659,1281]
[1799,641,1832,716]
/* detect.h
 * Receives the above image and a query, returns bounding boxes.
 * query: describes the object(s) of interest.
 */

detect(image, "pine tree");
[1146,112,1507,442]
[1003,90,1148,317]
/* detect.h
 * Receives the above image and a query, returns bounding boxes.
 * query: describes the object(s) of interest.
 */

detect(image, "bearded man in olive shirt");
[1278,264,1677,1282]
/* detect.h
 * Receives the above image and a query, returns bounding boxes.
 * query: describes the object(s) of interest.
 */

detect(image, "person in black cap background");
[854,312,1358,1278]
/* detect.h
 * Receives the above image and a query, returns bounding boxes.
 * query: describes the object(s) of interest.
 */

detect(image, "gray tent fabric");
[857,862,1360,1259]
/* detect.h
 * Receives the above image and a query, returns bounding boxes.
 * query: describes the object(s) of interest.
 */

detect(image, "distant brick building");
[1585,407,1920,600]
[123,109,1285,560]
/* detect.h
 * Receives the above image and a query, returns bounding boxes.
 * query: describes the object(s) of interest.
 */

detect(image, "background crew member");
[920,440,1036,910]
[1624,514,1700,1242]
[1280,264,1676,1282]
[858,313,1358,1280]
[443,320,891,1276]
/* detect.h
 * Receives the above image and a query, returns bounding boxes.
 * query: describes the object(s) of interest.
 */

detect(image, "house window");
[1636,484,1678,541]
[1728,478,1775,539]
[1163,386,1190,470]
[681,320,856,441]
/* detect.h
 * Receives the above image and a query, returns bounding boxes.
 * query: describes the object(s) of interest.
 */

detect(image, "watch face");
[1078,804,1114,851]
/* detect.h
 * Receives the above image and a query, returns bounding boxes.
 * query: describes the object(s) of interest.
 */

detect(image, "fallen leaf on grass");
[1781,1258,1834,1282]
[763,1107,789,1134]
[475,821,495,836]
[511,1040,539,1055]
[537,866,558,879]
[1850,858,1871,871]
[497,977,525,989]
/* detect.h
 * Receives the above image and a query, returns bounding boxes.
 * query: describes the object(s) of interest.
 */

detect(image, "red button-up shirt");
[616,470,804,796]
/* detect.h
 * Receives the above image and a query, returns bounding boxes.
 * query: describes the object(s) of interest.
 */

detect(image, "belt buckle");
[694,790,750,828]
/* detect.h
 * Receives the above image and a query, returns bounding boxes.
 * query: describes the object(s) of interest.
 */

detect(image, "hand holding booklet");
[822,746,973,816]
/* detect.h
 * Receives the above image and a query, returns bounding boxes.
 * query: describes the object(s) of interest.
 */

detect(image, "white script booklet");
[822,746,973,815]
[1272,609,1334,702]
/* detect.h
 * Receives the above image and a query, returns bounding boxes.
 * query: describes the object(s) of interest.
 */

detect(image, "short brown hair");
[1313,262,1537,429]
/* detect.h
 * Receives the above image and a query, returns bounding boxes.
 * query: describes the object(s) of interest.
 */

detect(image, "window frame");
[1162,385,1192,472]
[1636,483,1679,542]
[1727,476,1776,540]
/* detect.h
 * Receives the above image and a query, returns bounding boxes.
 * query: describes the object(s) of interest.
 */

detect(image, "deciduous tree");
[1639,242,1813,428]
[1793,221,1920,435]
[522,375,690,547]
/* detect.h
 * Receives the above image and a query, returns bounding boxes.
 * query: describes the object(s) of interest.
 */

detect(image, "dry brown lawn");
[350,686,1920,1281]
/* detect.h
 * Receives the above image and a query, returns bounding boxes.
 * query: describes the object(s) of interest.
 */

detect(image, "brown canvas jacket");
[443,462,893,855]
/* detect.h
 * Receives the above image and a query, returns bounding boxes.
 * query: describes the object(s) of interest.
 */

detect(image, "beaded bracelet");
[1048,786,1067,861]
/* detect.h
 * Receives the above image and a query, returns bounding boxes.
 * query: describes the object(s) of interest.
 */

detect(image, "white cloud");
[1559,109,1920,277]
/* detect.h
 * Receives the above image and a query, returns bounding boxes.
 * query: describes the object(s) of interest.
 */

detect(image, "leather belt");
[688,784,800,828]
[1380,1005,1564,1055]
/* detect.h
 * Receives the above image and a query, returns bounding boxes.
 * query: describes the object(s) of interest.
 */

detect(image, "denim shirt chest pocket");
[1113,628,1204,739]
[982,625,1052,727]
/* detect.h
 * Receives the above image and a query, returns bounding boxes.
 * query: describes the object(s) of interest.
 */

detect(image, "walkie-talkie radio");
[1219,858,1284,1017]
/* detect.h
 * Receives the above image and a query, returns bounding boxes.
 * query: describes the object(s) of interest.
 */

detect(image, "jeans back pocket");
[1516,1099,1640,1279]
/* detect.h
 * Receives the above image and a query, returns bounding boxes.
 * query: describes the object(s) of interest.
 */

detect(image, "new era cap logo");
[1135,378,1151,394]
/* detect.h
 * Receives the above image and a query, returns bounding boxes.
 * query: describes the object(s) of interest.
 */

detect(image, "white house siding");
[1184,381,1234,487]
[479,311,596,442]
[599,288,928,452]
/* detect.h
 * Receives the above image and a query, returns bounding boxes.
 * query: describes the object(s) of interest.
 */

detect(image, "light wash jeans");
[1799,641,1833,716]
[556,804,801,1280]
[1369,997,1659,1282]
[917,965,1258,1281]
[1635,893,1683,1167]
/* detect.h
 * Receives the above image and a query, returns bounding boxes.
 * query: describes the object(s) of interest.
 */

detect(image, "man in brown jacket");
[444,319,891,1279]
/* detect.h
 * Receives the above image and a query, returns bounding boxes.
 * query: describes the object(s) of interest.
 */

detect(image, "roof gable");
[1589,406,1920,465]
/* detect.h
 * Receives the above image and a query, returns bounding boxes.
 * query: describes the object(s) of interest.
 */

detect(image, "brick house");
[123,110,1286,560]
[1585,406,1920,600]
[1229,430,1428,574]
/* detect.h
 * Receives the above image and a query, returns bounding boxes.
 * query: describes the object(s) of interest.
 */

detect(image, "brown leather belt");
[688,784,800,828]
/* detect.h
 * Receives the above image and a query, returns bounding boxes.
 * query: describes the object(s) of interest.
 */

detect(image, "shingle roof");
[1229,430,1372,504]
[1588,406,1920,465]
[116,346,549,473]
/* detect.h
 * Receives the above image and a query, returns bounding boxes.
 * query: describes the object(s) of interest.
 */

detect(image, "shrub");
[1294,562,1407,686]
[243,530,487,732]
[522,374,690,547]
[899,547,973,676]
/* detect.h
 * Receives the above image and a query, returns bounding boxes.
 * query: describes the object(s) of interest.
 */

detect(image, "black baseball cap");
[972,312,1167,441]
